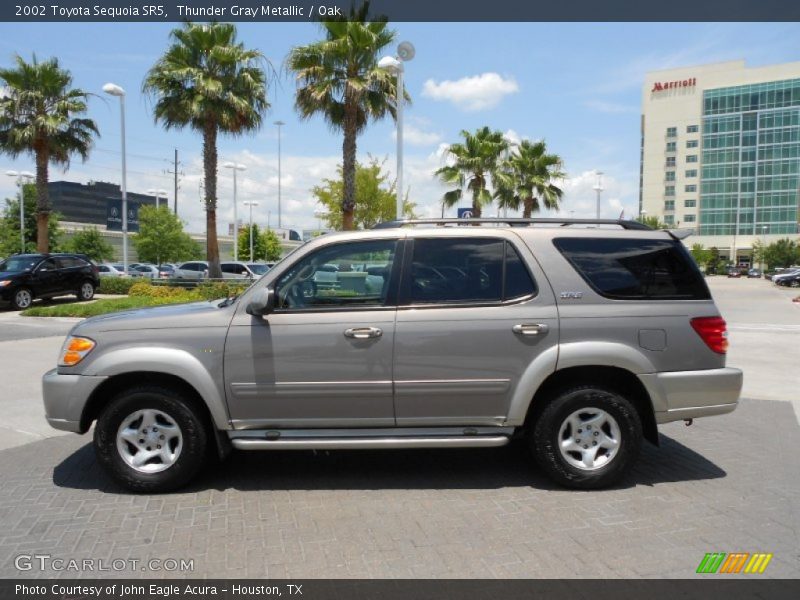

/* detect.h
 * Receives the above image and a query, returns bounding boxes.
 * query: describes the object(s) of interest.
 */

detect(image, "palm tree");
[287,1,400,230]
[0,55,98,253]
[435,126,509,219]
[143,22,270,278]
[495,140,564,218]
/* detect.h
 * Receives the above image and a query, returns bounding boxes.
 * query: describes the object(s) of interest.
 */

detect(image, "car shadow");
[52,432,726,494]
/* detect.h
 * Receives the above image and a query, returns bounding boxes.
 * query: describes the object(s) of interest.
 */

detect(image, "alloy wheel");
[115,408,183,473]
[557,407,621,471]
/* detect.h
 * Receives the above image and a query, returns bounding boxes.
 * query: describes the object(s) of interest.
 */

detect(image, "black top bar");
[372,218,653,231]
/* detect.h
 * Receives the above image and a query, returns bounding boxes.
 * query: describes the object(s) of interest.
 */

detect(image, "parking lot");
[0,277,797,578]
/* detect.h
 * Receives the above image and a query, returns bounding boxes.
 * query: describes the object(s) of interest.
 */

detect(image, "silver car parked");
[42,218,742,492]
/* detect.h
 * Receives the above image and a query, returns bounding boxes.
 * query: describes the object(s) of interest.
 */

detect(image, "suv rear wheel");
[94,385,208,493]
[530,385,642,489]
[77,281,95,301]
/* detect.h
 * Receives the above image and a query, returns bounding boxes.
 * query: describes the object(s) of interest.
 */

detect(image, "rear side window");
[57,256,85,269]
[553,237,710,300]
[407,238,536,304]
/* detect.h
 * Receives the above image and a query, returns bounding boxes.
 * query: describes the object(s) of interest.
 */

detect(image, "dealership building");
[47,180,301,261]
[640,60,800,263]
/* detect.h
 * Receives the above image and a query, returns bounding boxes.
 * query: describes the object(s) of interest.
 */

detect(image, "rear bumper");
[639,367,742,424]
[42,368,107,433]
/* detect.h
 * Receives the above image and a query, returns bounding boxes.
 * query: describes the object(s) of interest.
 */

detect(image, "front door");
[224,238,401,429]
[393,235,559,426]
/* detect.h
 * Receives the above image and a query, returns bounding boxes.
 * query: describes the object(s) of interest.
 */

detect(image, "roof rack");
[372,218,652,231]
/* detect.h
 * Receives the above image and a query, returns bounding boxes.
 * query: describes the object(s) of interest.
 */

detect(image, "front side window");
[276,239,397,310]
[553,237,710,300]
[406,238,536,305]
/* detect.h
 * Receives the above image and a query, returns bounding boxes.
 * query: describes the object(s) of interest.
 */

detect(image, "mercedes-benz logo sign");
[110,207,119,217]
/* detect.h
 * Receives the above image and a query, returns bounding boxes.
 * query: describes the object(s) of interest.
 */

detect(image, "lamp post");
[147,188,168,210]
[274,121,284,229]
[761,225,769,270]
[243,201,259,262]
[379,41,415,220]
[223,162,246,261]
[5,170,34,253]
[593,170,604,220]
[103,83,128,273]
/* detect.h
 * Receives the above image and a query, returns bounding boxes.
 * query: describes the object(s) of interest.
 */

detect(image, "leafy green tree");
[0,55,98,252]
[495,140,564,218]
[132,205,201,265]
[66,227,114,262]
[435,127,509,218]
[262,228,283,262]
[143,22,271,278]
[706,247,726,275]
[636,215,669,230]
[312,157,415,230]
[0,183,61,256]
[689,243,712,269]
[237,223,267,262]
[761,238,800,270]
[287,1,402,230]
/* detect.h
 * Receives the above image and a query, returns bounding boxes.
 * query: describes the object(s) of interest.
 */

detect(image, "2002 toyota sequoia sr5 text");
[43,218,743,492]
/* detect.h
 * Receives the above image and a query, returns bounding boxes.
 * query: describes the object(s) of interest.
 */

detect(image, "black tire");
[10,287,33,310]
[93,385,208,493]
[530,385,642,489]
[76,280,95,301]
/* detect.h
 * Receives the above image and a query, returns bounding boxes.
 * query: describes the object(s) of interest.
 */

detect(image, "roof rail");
[372,218,653,231]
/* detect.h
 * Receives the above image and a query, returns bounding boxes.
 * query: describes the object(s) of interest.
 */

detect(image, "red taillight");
[691,316,729,354]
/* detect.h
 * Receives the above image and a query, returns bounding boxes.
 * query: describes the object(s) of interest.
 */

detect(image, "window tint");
[58,256,85,269]
[221,263,240,274]
[505,243,537,299]
[553,238,710,300]
[408,238,535,304]
[37,258,57,272]
[276,240,397,309]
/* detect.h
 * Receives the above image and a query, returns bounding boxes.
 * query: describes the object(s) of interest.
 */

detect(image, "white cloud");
[392,124,442,146]
[503,129,524,146]
[422,72,519,112]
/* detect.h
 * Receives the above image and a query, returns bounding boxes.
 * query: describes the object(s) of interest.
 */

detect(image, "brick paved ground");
[0,396,797,579]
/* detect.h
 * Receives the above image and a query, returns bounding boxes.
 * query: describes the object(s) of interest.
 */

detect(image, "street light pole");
[593,170,604,220]
[6,170,34,253]
[147,188,168,210]
[103,83,128,273]
[243,201,259,262]
[223,162,247,261]
[379,41,415,220]
[274,121,284,229]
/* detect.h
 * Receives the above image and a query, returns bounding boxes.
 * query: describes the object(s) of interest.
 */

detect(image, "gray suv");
[42,218,742,492]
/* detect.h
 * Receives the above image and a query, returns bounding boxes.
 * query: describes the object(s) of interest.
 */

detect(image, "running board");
[230,436,510,451]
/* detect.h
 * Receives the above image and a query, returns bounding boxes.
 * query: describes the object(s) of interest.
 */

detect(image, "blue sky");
[1,21,799,233]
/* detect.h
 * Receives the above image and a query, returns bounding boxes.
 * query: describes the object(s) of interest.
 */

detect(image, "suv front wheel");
[94,385,208,493]
[531,385,642,489]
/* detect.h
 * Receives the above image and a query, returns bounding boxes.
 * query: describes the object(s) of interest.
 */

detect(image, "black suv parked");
[0,253,100,309]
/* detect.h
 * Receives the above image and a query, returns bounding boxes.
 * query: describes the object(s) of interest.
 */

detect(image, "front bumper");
[42,368,108,433]
[639,367,743,424]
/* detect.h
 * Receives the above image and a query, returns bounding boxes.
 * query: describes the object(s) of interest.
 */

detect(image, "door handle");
[512,323,549,336]
[344,327,383,339]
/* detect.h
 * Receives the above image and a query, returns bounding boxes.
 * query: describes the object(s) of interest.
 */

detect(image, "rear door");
[392,234,559,426]
[33,258,61,296]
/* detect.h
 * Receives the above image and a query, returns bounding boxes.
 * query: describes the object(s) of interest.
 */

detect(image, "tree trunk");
[35,146,50,253]
[203,122,222,279]
[523,196,533,219]
[341,89,358,231]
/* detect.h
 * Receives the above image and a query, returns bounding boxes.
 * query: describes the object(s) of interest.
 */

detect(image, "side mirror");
[246,287,275,317]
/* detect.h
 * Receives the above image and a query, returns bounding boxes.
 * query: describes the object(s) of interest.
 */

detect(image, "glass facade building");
[700,78,800,236]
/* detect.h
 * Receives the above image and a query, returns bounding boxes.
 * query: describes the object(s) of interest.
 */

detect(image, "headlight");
[0,280,10,287]
[58,336,96,367]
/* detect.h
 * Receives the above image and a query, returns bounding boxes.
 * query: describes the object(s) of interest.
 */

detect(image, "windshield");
[0,256,41,272]
[248,264,269,275]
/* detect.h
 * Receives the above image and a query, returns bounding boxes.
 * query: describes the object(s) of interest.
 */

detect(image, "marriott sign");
[652,77,697,92]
